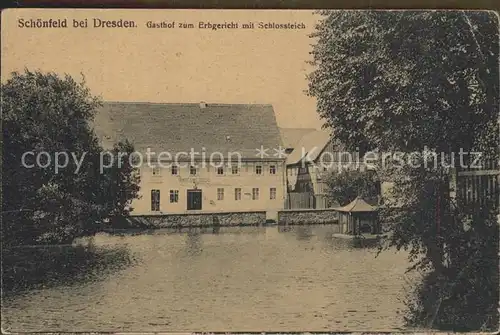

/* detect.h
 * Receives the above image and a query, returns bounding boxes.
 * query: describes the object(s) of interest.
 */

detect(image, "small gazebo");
[335,196,379,235]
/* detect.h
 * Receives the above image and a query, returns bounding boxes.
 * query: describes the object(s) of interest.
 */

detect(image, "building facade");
[94,101,286,215]
[135,159,286,214]
[282,128,374,209]
[283,129,348,209]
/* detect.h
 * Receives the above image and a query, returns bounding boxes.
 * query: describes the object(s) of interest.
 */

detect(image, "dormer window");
[190,165,197,175]
[255,165,262,175]
[152,166,161,176]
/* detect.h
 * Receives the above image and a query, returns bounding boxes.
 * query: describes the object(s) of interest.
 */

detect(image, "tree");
[308,11,499,330]
[100,140,141,224]
[325,169,380,206]
[308,11,498,157]
[2,70,140,246]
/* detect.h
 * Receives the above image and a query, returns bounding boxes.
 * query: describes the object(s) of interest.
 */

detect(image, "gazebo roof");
[335,196,378,213]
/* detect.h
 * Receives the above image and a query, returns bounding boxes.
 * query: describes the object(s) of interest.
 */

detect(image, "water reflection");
[278,225,293,233]
[3,242,135,297]
[184,231,203,256]
[294,226,314,241]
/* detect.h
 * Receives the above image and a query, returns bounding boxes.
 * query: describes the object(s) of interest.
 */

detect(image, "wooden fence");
[452,158,500,210]
[285,192,314,209]
[285,192,339,210]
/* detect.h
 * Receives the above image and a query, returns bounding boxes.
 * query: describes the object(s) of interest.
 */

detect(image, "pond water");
[2,225,414,332]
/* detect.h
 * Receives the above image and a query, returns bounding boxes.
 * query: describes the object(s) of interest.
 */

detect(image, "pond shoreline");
[4,222,359,251]
[108,209,340,230]
[93,222,347,237]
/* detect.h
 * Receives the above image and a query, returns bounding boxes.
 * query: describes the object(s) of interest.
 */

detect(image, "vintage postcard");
[1,8,499,333]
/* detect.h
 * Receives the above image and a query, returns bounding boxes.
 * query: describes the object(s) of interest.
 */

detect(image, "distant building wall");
[453,159,499,210]
[381,165,500,210]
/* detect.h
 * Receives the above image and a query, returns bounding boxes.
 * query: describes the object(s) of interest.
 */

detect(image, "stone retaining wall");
[120,211,266,228]
[277,209,339,225]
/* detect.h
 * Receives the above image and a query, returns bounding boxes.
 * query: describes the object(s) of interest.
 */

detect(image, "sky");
[1,9,324,129]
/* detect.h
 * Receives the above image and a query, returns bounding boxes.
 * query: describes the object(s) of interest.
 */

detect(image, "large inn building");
[93,102,287,215]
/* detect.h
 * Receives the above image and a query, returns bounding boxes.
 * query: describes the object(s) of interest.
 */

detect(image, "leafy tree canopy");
[308,11,499,331]
[2,70,140,246]
[325,169,380,206]
[308,11,498,158]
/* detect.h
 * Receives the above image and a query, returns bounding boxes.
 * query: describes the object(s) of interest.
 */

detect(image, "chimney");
[200,101,207,109]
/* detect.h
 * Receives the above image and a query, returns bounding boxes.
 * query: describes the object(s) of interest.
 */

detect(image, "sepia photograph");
[1,8,499,333]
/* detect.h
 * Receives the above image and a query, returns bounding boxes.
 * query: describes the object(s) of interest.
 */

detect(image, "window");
[235,188,241,200]
[151,189,160,211]
[255,165,262,175]
[231,165,239,175]
[152,166,161,176]
[269,165,276,175]
[170,190,179,203]
[217,166,224,175]
[252,188,259,200]
[190,165,197,175]
[171,165,178,175]
[270,187,276,200]
[217,188,224,201]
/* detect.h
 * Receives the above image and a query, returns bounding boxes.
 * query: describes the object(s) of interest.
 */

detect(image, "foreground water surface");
[2,225,413,332]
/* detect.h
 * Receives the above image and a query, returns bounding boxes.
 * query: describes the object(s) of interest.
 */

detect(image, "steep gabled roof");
[335,196,378,213]
[279,127,317,149]
[285,129,332,166]
[92,102,284,159]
